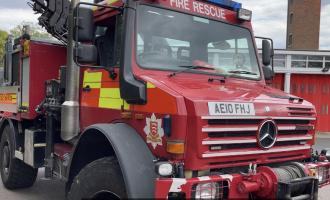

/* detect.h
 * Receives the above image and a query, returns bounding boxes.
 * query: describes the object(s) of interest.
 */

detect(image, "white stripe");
[203,125,312,133]
[198,176,211,181]
[202,146,311,158]
[169,179,187,193]
[201,116,316,121]
[277,135,313,142]
[278,125,297,131]
[202,127,258,132]
[202,135,313,145]
[220,174,233,182]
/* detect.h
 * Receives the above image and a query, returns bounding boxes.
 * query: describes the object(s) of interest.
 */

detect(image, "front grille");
[208,131,257,138]
[288,107,314,117]
[200,115,315,160]
[208,119,260,125]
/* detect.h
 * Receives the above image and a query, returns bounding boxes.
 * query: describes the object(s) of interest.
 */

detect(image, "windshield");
[136,5,261,80]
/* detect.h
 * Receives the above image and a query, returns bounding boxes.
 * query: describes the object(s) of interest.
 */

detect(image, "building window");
[301,84,305,93]
[326,56,330,69]
[274,54,286,68]
[308,56,323,68]
[288,34,293,46]
[292,55,307,68]
[323,85,330,94]
[292,83,297,93]
[290,13,294,24]
[326,62,330,68]
[290,0,293,5]
[309,84,316,94]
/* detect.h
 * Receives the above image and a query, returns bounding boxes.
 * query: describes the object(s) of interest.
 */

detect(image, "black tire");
[68,157,127,200]
[0,125,38,189]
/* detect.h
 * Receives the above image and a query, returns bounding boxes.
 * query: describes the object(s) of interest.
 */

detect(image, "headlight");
[194,182,219,199]
[155,162,174,176]
[317,167,328,184]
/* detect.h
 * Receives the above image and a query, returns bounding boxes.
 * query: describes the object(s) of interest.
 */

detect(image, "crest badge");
[144,113,164,149]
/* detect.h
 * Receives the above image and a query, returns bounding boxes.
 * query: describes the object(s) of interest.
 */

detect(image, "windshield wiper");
[168,65,214,77]
[227,70,257,75]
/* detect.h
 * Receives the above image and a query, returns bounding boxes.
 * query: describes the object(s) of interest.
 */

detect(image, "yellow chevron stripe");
[147,82,156,89]
[99,98,124,109]
[100,88,121,98]
[83,71,102,88]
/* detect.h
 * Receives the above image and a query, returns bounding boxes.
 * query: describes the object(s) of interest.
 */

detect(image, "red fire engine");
[0,0,329,199]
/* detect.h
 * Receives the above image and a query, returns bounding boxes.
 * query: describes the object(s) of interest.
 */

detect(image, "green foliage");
[0,30,8,68]
[0,22,54,68]
[9,21,52,40]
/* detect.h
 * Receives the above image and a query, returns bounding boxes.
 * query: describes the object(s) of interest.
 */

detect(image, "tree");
[0,30,8,68]
[9,21,53,40]
[0,22,54,68]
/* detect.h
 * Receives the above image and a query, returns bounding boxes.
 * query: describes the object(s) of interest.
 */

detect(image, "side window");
[2,55,6,84]
[137,34,144,55]
[95,15,123,67]
[11,52,20,86]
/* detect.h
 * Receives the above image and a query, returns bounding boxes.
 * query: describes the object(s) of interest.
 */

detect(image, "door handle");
[83,85,91,92]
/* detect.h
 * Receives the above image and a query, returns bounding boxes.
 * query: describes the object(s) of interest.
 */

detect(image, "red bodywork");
[0,40,66,120]
[82,0,316,168]
[1,0,329,199]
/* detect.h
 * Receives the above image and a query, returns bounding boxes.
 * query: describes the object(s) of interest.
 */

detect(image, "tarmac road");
[0,137,329,200]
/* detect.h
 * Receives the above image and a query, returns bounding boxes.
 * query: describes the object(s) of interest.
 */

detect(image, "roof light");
[208,0,242,11]
[238,8,252,21]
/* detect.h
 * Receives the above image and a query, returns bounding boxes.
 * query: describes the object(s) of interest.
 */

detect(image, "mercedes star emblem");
[258,120,278,149]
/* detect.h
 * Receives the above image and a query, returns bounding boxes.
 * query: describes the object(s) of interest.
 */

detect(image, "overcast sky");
[0,0,329,50]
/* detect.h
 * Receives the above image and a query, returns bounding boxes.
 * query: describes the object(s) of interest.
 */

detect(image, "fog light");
[238,8,252,21]
[194,182,219,199]
[155,162,174,176]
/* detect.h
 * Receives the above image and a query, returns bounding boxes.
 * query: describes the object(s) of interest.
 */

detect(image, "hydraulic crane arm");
[29,0,70,43]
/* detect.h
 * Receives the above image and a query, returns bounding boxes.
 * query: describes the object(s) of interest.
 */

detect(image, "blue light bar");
[207,0,242,11]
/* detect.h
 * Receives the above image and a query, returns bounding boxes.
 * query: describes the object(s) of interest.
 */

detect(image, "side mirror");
[262,40,272,66]
[74,7,95,42]
[263,66,274,81]
[74,43,98,65]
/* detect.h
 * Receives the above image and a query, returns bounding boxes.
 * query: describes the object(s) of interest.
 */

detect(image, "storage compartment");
[24,129,46,168]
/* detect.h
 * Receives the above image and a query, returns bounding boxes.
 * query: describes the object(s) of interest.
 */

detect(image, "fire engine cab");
[0,0,329,199]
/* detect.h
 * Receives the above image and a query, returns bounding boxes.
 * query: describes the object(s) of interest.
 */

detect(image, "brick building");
[286,0,321,50]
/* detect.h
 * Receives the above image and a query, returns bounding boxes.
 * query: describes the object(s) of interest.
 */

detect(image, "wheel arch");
[67,123,156,199]
[0,118,20,150]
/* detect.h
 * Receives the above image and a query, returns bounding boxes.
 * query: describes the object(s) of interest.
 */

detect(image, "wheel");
[68,157,127,200]
[0,125,38,189]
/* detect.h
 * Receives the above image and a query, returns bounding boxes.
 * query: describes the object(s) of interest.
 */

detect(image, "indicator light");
[167,141,185,154]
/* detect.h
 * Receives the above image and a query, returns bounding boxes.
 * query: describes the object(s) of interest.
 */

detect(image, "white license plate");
[208,102,255,116]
